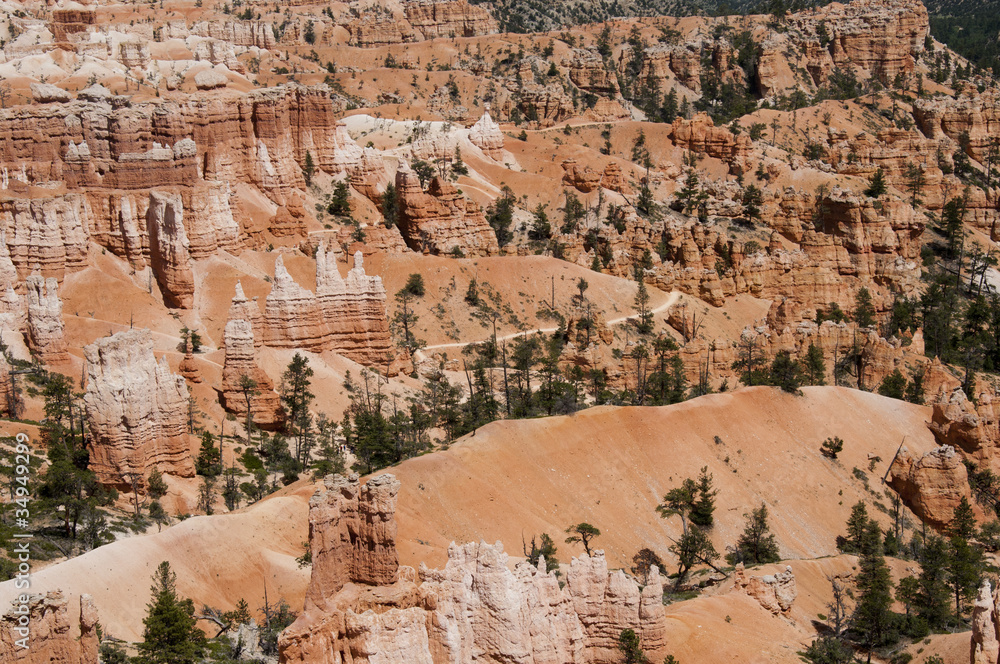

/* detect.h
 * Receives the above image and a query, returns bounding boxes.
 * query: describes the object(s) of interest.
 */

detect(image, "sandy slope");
[0,387,941,651]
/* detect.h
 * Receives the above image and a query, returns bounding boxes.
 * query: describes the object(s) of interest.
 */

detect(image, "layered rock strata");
[260,249,394,366]
[220,318,284,429]
[25,274,68,365]
[394,167,499,256]
[83,329,194,486]
[0,592,98,664]
[280,473,688,664]
[147,190,195,309]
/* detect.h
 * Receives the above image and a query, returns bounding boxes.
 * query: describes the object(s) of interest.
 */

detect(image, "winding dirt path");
[413,290,681,361]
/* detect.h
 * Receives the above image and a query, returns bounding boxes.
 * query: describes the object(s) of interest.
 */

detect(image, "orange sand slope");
[392,386,937,568]
[0,386,936,645]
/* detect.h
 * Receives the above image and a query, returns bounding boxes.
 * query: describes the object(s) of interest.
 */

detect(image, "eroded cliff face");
[220,317,285,429]
[281,473,789,664]
[25,274,68,365]
[888,445,970,530]
[0,592,98,664]
[83,328,194,486]
[346,0,497,46]
[973,581,1000,664]
[147,190,195,309]
[394,167,500,257]
[261,249,395,366]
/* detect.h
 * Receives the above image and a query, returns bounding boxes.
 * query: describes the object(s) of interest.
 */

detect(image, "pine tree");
[804,343,826,385]
[854,287,876,328]
[135,562,205,664]
[662,89,678,123]
[529,203,552,241]
[947,496,985,618]
[302,151,315,187]
[851,522,896,662]
[381,182,399,228]
[728,504,780,565]
[327,180,351,217]
[195,431,221,476]
[841,501,870,553]
[281,353,315,469]
[917,535,952,629]
[690,466,716,528]
[634,278,653,334]
[864,167,887,198]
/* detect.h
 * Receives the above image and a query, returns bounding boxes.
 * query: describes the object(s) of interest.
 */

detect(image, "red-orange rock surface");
[394,166,499,256]
[888,444,970,530]
[0,592,98,664]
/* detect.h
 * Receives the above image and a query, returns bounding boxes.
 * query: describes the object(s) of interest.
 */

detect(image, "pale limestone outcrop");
[0,592,98,664]
[25,274,68,365]
[228,281,264,347]
[280,474,674,664]
[84,328,194,486]
[177,338,202,383]
[350,148,389,203]
[31,83,71,104]
[147,190,195,309]
[220,317,284,429]
[0,196,90,282]
[888,445,970,530]
[468,111,504,160]
[971,581,1000,664]
[195,69,229,90]
[731,564,797,616]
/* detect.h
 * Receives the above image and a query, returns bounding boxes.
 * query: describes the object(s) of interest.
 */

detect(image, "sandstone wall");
[83,329,195,486]
[0,592,98,664]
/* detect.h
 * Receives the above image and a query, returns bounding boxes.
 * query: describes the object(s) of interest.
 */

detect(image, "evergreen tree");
[524,533,560,573]
[916,535,952,629]
[633,278,653,334]
[742,184,763,224]
[670,524,717,588]
[618,629,648,664]
[135,562,205,664]
[565,523,601,555]
[661,89,679,123]
[195,431,221,476]
[947,496,985,618]
[840,501,870,553]
[804,343,827,385]
[690,466,717,528]
[381,182,399,228]
[302,151,315,187]
[851,522,897,662]
[487,187,516,246]
[327,180,351,217]
[769,350,802,393]
[864,167,887,198]
[878,369,907,399]
[728,504,780,565]
[529,203,552,242]
[854,287,876,329]
[281,353,315,468]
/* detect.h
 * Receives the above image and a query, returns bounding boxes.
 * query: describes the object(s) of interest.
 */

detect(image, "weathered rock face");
[888,445,970,530]
[971,581,1000,664]
[258,249,395,367]
[764,0,928,94]
[394,167,499,256]
[347,0,496,46]
[147,191,195,309]
[306,473,401,609]
[732,564,797,616]
[84,329,194,486]
[0,196,90,282]
[220,317,284,429]
[667,114,752,174]
[0,84,339,252]
[280,474,688,664]
[25,274,69,365]
[0,592,98,664]
[403,0,498,40]
[567,49,620,95]
[468,111,504,160]
[177,339,202,384]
